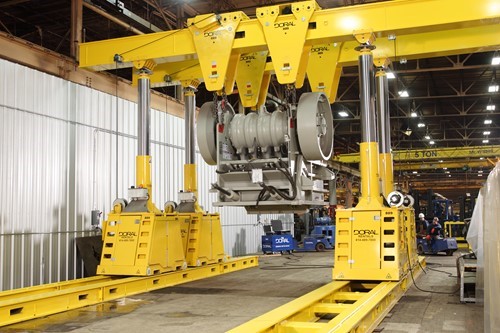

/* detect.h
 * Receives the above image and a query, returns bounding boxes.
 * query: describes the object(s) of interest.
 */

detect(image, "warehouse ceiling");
[0,0,498,199]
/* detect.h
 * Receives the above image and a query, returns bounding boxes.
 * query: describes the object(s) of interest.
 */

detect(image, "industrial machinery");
[2,0,498,330]
[416,237,458,256]
[197,92,335,213]
[261,221,335,254]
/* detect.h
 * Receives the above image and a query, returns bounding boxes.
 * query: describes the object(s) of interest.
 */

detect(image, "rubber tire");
[417,243,425,255]
[315,242,326,252]
[446,250,454,256]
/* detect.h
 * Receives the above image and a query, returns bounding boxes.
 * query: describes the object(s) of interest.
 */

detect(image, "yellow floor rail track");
[229,258,425,333]
[0,256,258,327]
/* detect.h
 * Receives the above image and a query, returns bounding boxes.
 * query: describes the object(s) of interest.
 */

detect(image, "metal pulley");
[402,195,415,207]
[196,102,218,165]
[296,92,334,160]
[387,191,404,207]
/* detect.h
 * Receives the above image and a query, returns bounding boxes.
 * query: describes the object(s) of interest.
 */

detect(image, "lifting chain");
[284,84,297,116]
[213,89,231,123]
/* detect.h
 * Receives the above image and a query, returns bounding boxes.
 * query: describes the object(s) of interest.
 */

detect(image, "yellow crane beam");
[394,160,493,171]
[335,145,500,163]
[79,0,500,97]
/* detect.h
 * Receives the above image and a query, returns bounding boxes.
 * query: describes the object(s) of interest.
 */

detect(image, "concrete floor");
[3,251,482,333]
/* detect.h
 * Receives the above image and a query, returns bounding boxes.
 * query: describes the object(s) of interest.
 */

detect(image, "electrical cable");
[405,233,460,295]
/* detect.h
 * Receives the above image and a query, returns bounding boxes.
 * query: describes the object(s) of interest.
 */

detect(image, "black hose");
[212,183,231,197]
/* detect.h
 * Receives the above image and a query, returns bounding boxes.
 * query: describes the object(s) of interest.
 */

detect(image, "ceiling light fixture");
[489,71,499,92]
[338,111,349,117]
[429,140,435,145]
[492,51,500,65]
[486,104,496,111]
[386,71,396,79]
[399,90,409,98]
[484,119,492,125]
[412,171,418,174]
[484,131,491,135]
[483,139,489,143]
[424,135,431,140]
[417,122,425,127]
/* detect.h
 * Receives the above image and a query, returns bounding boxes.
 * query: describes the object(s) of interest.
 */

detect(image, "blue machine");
[261,234,295,254]
[298,225,335,252]
[416,237,458,256]
[261,220,335,254]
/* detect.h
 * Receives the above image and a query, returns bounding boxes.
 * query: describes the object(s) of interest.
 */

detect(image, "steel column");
[376,69,394,197]
[357,50,381,207]
[184,87,196,165]
[137,72,151,156]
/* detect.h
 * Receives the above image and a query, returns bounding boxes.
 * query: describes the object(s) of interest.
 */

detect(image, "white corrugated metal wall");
[0,59,292,291]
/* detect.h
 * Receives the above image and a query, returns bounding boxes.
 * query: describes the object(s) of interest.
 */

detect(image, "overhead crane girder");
[79,0,500,105]
[335,145,500,164]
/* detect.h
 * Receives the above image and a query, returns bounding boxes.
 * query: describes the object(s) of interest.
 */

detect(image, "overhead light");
[410,112,417,117]
[417,122,425,127]
[403,127,412,136]
[445,171,450,174]
[488,84,499,93]
[398,90,409,98]
[478,170,483,173]
[480,157,485,160]
[338,111,349,117]
[424,135,431,140]
[483,139,489,143]
[492,51,500,65]
[484,119,492,125]
[486,104,495,111]
[484,131,491,135]
[478,174,483,177]
[443,167,448,170]
[386,71,396,79]
[429,140,435,145]
[439,160,444,163]
[448,175,452,177]
[412,171,418,174]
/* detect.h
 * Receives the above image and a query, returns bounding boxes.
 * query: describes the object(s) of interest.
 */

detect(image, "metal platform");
[229,257,425,333]
[0,256,257,327]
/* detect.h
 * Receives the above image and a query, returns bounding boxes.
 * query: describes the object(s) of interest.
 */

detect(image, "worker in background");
[426,217,442,251]
[416,213,429,237]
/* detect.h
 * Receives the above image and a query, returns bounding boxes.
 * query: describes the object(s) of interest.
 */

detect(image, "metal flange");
[297,92,334,160]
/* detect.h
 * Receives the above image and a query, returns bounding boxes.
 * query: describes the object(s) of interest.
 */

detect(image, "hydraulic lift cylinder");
[358,50,381,207]
[376,70,394,197]
[137,73,151,156]
[184,88,196,165]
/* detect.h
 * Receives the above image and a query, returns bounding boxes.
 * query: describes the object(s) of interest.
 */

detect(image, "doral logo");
[275,237,290,244]
[311,46,329,53]
[240,55,256,61]
[353,229,378,236]
[274,21,296,28]
[204,31,222,38]
[118,231,137,237]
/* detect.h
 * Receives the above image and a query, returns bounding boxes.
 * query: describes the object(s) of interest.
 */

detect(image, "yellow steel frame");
[444,221,470,250]
[0,256,257,327]
[394,159,494,171]
[229,259,424,333]
[335,145,500,164]
[79,0,500,104]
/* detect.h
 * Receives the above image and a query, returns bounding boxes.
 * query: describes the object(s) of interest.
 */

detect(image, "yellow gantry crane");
[1,0,499,330]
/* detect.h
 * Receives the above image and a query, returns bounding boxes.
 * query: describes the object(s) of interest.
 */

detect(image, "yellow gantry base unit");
[333,206,418,281]
[178,212,226,267]
[98,211,226,276]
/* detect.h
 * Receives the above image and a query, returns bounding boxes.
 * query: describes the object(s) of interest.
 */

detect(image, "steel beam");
[394,160,493,171]
[79,0,500,77]
[335,145,500,163]
[0,32,184,117]
[0,256,258,327]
